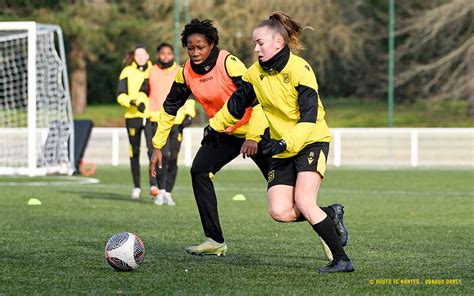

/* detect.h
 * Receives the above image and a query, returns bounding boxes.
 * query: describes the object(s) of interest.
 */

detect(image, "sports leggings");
[125,117,155,188]
[190,132,271,243]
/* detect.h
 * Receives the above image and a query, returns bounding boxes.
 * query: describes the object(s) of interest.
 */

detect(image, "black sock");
[312,216,349,261]
[295,214,307,222]
[321,206,335,220]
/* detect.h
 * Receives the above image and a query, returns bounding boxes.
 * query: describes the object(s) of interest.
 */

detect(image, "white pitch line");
[0,176,100,187]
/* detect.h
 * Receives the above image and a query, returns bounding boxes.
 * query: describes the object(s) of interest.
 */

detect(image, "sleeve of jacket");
[245,104,268,142]
[152,68,192,148]
[152,110,176,149]
[226,53,247,93]
[209,72,256,131]
[136,78,150,116]
[281,64,320,153]
[183,99,196,118]
[116,68,132,108]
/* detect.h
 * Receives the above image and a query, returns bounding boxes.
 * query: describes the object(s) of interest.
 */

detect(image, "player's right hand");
[240,139,258,159]
[150,148,163,177]
[259,134,286,156]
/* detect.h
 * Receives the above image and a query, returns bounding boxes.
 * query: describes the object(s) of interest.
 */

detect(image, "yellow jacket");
[174,99,196,125]
[116,61,151,118]
[210,49,331,158]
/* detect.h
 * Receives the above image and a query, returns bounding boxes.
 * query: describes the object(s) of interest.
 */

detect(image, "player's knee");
[190,164,201,176]
[190,160,213,177]
[294,199,317,218]
[168,155,178,165]
[269,207,296,222]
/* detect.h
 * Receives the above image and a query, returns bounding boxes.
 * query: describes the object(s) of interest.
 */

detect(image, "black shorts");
[267,142,330,189]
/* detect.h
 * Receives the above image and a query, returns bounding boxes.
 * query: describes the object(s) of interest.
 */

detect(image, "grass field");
[1,166,473,295]
[75,99,474,127]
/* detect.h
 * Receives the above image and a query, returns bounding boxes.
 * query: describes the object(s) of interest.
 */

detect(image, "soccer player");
[148,42,196,205]
[150,19,271,256]
[116,44,154,199]
[209,12,354,273]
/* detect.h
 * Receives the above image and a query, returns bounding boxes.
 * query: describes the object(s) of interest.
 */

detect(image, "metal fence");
[82,127,473,168]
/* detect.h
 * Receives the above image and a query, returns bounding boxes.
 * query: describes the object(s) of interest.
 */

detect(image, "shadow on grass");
[60,190,151,204]
[148,241,317,270]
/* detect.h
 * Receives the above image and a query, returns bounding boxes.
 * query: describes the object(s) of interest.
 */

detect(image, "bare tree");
[396,0,474,115]
[186,0,367,94]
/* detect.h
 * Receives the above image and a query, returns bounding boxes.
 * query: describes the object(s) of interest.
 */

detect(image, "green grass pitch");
[0,166,472,295]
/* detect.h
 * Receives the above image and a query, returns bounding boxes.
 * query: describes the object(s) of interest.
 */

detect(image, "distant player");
[210,12,353,273]
[150,19,271,256]
[116,44,154,199]
[148,42,196,205]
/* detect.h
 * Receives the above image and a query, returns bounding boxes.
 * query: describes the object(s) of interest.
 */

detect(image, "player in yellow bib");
[210,12,354,273]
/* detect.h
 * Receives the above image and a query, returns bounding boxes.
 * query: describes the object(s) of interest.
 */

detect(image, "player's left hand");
[259,134,286,156]
[178,115,193,133]
[150,148,163,177]
[240,140,258,159]
[137,102,146,113]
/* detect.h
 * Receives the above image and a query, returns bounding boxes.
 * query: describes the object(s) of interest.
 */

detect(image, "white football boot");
[319,236,333,261]
[185,238,227,256]
[164,192,176,206]
[154,189,165,206]
[131,187,141,200]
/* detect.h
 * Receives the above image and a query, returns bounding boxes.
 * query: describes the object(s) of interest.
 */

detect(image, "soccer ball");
[105,232,145,271]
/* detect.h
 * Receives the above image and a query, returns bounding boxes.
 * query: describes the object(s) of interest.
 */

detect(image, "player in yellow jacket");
[150,19,271,256]
[116,44,153,199]
[209,12,353,273]
[148,42,196,205]
[155,99,196,206]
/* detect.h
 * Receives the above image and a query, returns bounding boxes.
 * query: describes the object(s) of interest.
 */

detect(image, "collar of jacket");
[133,61,150,71]
[157,60,175,69]
[259,45,290,74]
[190,46,220,75]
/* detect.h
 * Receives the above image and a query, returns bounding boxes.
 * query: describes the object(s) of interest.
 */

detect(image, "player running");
[116,44,154,199]
[150,19,271,256]
[148,42,196,205]
[209,12,353,273]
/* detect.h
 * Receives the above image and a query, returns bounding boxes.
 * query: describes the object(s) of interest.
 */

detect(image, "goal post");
[0,21,74,176]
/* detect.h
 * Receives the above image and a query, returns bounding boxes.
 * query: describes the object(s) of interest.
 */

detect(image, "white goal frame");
[0,21,74,176]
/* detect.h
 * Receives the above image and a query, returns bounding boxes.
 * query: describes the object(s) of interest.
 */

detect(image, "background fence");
[82,127,473,168]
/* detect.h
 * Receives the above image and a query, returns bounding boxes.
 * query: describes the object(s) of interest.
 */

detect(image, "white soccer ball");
[105,232,145,271]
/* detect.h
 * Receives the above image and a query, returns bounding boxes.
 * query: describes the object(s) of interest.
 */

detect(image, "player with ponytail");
[210,12,354,273]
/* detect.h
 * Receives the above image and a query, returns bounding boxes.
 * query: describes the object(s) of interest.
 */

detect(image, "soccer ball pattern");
[105,232,145,271]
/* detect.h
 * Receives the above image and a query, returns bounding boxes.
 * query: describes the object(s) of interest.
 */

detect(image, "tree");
[395,0,474,115]
[186,0,367,97]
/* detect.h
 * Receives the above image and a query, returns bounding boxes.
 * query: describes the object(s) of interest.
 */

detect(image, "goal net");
[0,22,74,176]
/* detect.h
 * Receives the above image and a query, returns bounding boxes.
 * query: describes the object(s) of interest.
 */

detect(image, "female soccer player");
[116,44,154,199]
[148,42,196,205]
[150,19,271,256]
[209,12,354,273]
